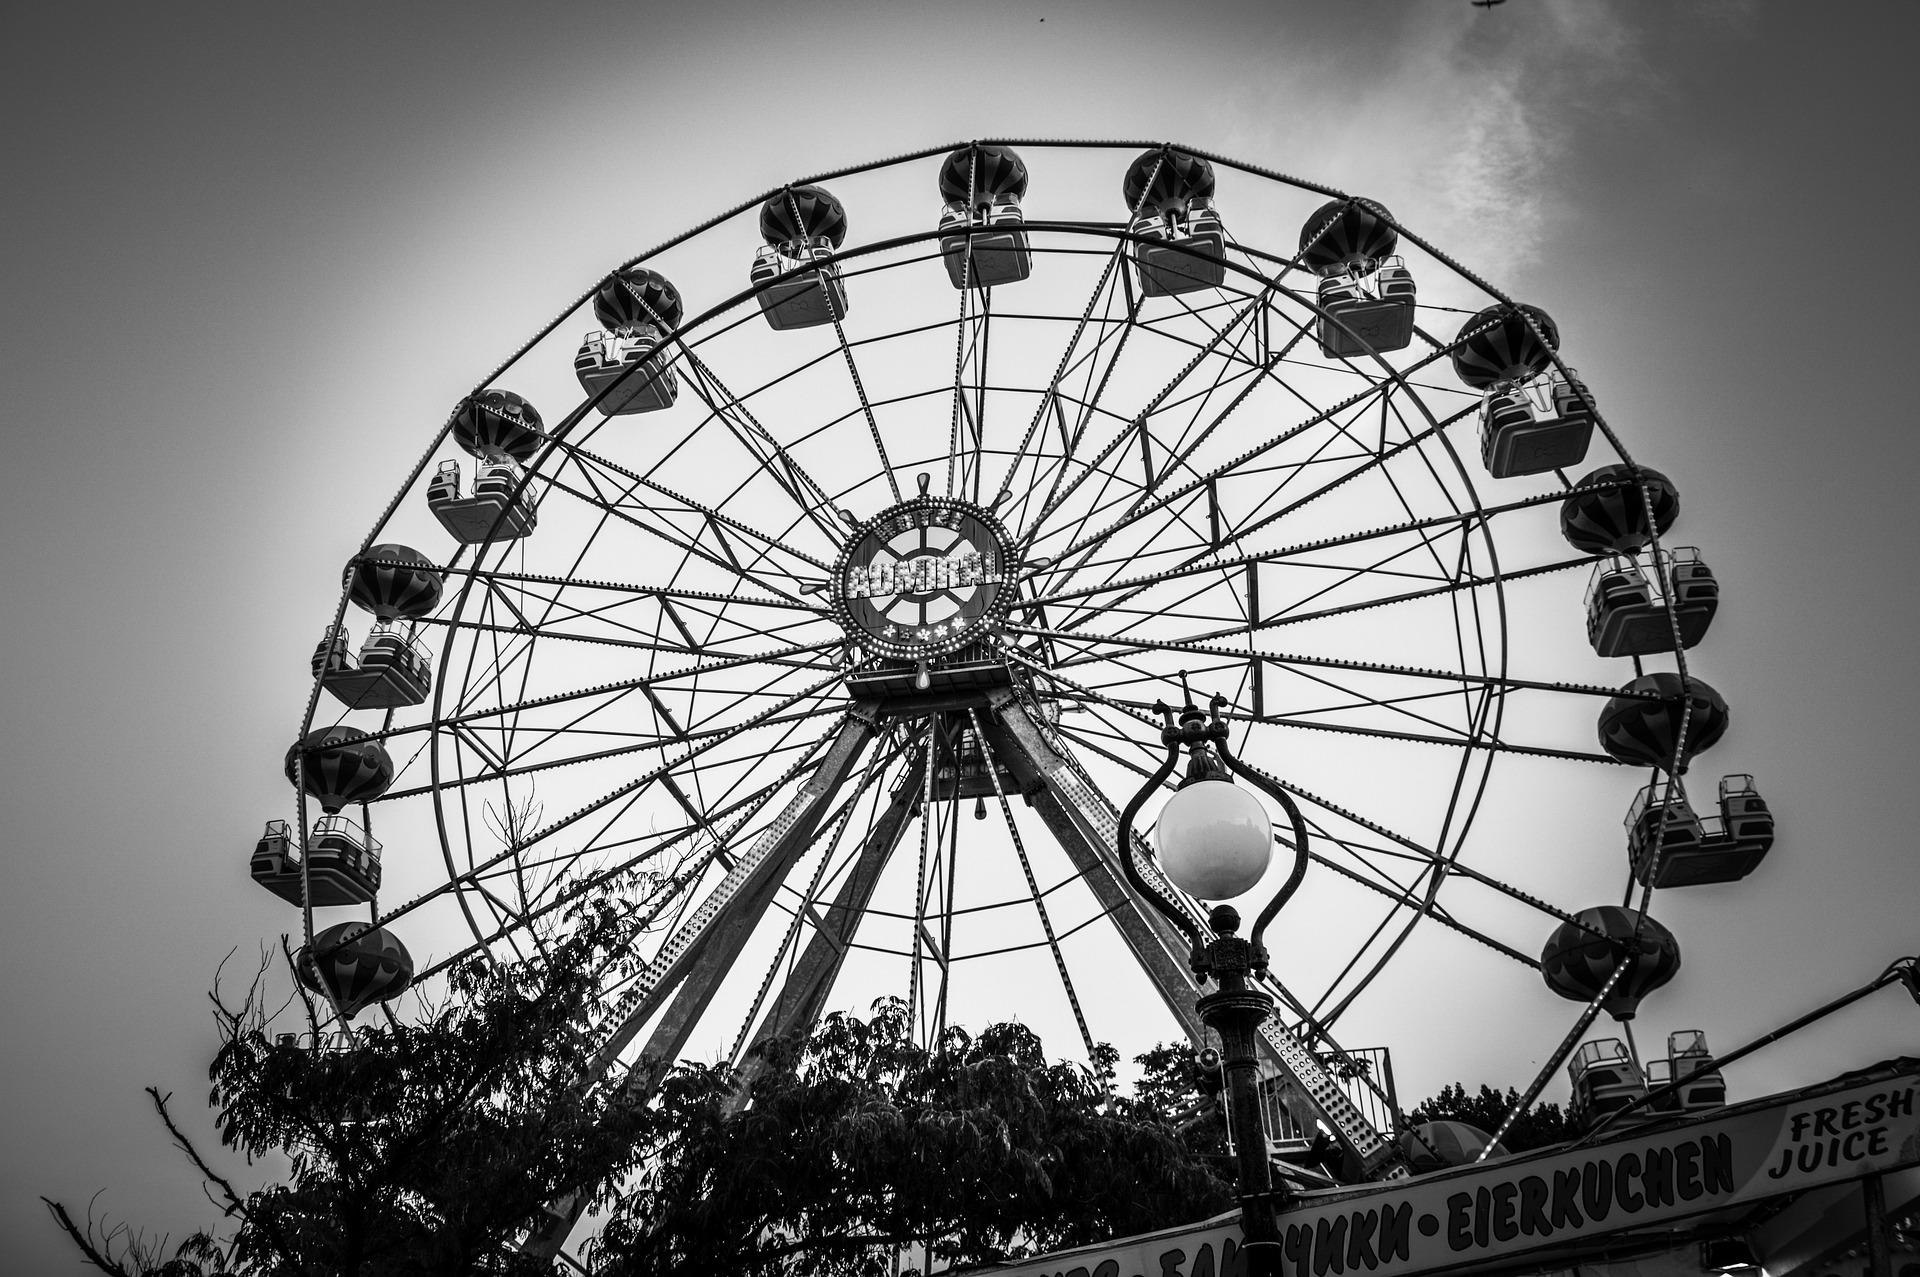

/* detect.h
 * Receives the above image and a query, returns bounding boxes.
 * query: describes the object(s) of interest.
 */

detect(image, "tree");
[1405,1082,1575,1153]
[591,1006,1232,1276]
[47,897,666,1276]
[50,911,1231,1276]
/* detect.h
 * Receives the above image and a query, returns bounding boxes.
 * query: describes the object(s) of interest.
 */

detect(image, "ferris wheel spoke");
[399,669,849,824]
[385,637,843,757]
[430,579,831,667]
[531,467,815,603]
[1032,339,1466,583]
[985,223,1139,516]
[404,693,846,803]
[1000,289,1143,539]
[1032,393,1469,636]
[417,738,835,986]
[1013,623,1621,702]
[433,565,814,614]
[412,704,862,983]
[547,436,835,579]
[817,290,903,507]
[1015,285,1274,566]
[672,347,850,549]
[944,262,986,500]
[1023,482,1580,615]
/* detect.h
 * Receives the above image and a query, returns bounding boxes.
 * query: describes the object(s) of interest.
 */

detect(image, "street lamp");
[1116,689,1314,1277]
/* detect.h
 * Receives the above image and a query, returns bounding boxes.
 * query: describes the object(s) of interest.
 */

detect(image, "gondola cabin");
[751,241,848,330]
[754,185,851,331]
[427,457,538,543]
[1131,196,1227,297]
[574,326,677,414]
[251,816,382,907]
[1568,1038,1652,1132]
[936,143,1033,289]
[1481,368,1596,478]
[1645,1029,1727,1116]
[939,195,1033,289]
[1626,775,1773,887]
[1586,547,1719,657]
[312,624,431,710]
[1316,255,1417,359]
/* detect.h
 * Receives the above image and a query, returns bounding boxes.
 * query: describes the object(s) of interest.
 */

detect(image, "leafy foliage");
[1405,1082,1575,1153]
[593,1006,1232,1276]
[50,911,1231,1276]
[49,898,663,1276]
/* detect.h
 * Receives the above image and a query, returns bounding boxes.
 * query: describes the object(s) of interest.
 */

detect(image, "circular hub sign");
[832,495,1014,660]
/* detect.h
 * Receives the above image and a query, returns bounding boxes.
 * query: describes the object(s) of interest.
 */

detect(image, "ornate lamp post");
[1116,689,1315,1276]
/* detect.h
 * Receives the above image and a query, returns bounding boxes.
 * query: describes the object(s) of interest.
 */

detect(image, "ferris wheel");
[262,140,1772,1242]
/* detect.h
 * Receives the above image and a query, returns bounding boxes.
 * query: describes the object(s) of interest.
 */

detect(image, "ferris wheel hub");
[831,493,1016,662]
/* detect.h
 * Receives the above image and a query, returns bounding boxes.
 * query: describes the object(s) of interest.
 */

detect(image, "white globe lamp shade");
[1153,779,1274,900]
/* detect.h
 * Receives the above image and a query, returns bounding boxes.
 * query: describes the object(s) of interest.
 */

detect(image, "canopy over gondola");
[1122,147,1216,216]
[592,267,684,334]
[1562,464,1680,555]
[347,544,442,623]
[1452,304,1559,389]
[1399,1120,1508,1173]
[760,185,848,250]
[1541,905,1681,1021]
[1598,673,1729,772]
[285,726,395,813]
[452,389,545,463]
[1299,198,1399,275]
[295,922,414,1018]
[938,143,1029,205]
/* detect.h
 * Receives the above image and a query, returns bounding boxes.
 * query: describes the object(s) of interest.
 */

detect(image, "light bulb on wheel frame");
[1153,778,1274,900]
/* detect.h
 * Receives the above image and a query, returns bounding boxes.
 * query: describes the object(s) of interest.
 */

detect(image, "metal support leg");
[729,748,926,1102]
[524,710,878,1261]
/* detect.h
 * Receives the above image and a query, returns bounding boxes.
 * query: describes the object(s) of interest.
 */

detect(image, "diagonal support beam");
[728,748,927,1103]
[525,706,878,1261]
[589,707,879,1073]
[990,690,1404,1180]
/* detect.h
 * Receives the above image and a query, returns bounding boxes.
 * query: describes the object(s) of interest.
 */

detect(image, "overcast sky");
[5,1,1919,1268]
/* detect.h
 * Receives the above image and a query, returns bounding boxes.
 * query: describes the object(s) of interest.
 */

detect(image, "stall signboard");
[992,1065,1920,1277]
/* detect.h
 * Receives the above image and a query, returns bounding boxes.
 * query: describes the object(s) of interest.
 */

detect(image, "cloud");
[1220,0,1658,278]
